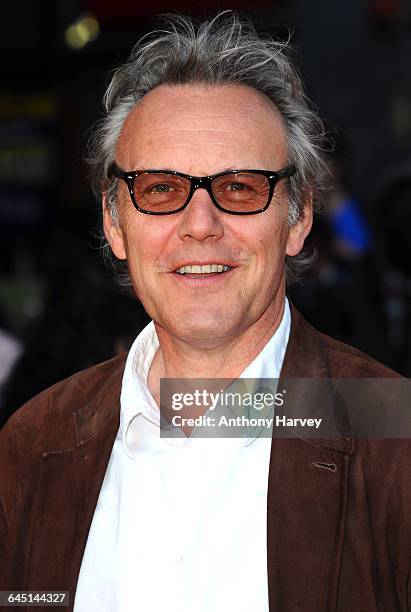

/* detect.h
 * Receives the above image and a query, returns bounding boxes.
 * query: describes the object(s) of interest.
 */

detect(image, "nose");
[177,187,225,243]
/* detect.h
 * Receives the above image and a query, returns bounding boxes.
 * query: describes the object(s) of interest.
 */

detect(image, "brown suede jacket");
[0,306,410,611]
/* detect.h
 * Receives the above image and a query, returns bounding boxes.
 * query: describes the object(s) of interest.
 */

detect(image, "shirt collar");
[120,298,291,456]
[120,320,159,431]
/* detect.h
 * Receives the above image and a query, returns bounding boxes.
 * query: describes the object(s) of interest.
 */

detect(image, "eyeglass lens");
[132,172,271,213]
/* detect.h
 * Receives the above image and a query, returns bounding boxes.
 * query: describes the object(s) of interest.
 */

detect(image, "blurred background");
[1,0,411,425]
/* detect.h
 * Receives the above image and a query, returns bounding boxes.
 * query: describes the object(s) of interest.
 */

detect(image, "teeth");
[176,264,230,275]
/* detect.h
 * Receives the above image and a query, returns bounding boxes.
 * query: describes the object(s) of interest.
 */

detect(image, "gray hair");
[88,12,329,286]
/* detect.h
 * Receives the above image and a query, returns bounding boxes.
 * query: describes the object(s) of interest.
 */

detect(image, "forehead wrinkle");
[121,137,286,173]
[120,95,286,141]
[123,127,283,151]
[126,123,268,137]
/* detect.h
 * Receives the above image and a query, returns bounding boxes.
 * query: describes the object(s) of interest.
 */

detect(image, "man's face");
[104,84,311,349]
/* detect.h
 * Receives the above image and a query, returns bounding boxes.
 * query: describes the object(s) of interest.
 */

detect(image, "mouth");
[175,264,232,275]
[171,263,236,286]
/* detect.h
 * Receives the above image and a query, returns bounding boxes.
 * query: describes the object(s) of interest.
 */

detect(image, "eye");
[134,173,189,205]
[226,182,249,192]
[217,181,254,194]
[148,183,175,193]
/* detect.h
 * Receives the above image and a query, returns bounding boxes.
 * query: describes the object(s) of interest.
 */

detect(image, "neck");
[147,295,286,404]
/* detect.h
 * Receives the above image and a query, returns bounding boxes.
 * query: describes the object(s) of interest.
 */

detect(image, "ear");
[286,197,313,257]
[102,193,127,260]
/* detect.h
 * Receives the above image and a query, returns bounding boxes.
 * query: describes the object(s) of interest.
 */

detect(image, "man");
[1,13,410,612]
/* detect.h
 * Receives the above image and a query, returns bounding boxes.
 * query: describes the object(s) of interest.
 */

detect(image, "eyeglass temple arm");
[275,164,296,180]
[108,162,132,180]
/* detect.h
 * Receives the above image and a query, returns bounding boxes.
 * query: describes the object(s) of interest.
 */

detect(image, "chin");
[165,315,236,348]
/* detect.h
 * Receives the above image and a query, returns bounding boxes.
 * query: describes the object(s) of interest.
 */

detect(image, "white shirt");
[74,299,291,612]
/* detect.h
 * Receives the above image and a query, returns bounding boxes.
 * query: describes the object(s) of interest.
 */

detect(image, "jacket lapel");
[266,305,353,611]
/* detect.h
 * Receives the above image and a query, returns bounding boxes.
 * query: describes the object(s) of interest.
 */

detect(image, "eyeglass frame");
[107,162,296,216]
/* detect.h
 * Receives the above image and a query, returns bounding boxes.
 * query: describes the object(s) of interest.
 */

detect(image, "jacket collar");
[279,303,354,454]
[281,302,329,378]
[71,354,126,448]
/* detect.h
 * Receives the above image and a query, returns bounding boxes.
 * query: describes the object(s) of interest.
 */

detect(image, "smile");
[175,264,231,275]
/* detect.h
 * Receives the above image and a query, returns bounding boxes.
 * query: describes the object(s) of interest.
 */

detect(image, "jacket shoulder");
[317,331,401,378]
[287,303,401,379]
[0,354,126,455]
